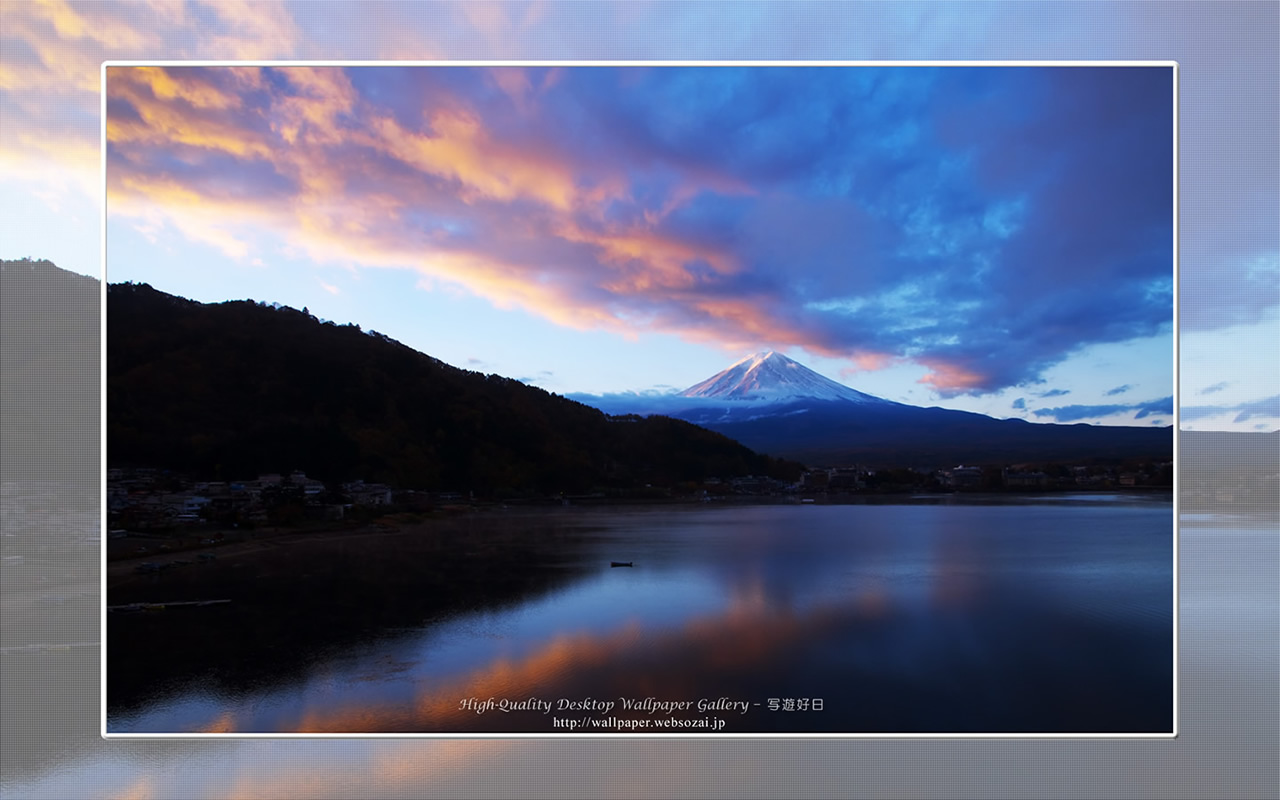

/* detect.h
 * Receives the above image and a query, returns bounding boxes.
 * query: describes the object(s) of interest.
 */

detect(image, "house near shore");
[343,480,394,506]
[1004,470,1050,489]
[942,466,984,489]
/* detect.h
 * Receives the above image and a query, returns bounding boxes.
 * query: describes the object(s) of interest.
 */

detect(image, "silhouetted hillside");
[0,259,99,487]
[107,283,801,492]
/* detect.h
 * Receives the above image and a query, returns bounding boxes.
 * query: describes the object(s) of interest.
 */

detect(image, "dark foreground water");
[108,495,1173,734]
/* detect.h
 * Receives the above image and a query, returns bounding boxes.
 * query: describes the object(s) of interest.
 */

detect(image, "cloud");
[1032,396,1173,423]
[1037,389,1071,398]
[1104,384,1133,396]
[1,2,306,206]
[102,65,1176,397]
[1011,397,1026,410]
[517,371,554,384]
[1181,395,1280,424]
[1199,381,1229,395]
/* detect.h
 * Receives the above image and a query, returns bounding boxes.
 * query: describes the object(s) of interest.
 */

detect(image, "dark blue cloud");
[1032,396,1173,423]
[1011,397,1026,410]
[1037,389,1071,398]
[1235,396,1280,423]
[1134,397,1174,418]
[1105,384,1133,396]
[1199,381,1229,395]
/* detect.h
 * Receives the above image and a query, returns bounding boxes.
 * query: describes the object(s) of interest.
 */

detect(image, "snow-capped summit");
[679,351,888,404]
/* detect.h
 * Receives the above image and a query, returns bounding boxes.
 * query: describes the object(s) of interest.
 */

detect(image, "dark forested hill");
[107,283,800,492]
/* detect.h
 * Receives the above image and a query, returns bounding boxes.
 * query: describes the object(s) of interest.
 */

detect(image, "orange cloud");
[917,359,990,395]
[130,66,244,110]
[271,67,358,145]
[108,68,274,159]
[109,170,284,262]
[836,351,902,379]
[555,220,739,294]
[368,109,583,211]
[681,297,813,352]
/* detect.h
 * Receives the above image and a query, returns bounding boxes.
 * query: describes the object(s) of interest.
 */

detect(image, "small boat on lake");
[610,561,633,568]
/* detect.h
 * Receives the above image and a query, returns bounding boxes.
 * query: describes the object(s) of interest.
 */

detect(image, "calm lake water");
[108,496,1173,734]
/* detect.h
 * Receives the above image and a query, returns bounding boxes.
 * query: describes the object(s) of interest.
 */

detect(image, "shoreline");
[106,488,1176,574]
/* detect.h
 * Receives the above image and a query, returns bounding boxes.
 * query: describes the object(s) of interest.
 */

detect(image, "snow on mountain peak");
[679,351,887,404]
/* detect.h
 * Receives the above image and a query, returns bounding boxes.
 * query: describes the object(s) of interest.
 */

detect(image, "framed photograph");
[102,63,1175,737]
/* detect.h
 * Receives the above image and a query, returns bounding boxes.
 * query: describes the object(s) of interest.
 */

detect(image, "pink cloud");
[916,358,992,397]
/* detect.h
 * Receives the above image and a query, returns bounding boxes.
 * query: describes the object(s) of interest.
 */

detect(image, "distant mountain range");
[577,350,1174,468]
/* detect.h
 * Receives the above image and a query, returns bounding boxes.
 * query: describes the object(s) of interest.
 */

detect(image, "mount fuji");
[573,352,1172,469]
[679,351,890,405]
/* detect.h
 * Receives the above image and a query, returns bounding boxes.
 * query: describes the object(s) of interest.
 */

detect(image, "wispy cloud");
[1037,389,1071,399]
[1199,381,1229,395]
[1104,384,1133,396]
[517,371,554,384]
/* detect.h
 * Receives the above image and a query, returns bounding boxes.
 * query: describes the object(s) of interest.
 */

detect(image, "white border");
[99,60,1180,740]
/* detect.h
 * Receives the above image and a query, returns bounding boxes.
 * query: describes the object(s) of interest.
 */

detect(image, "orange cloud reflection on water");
[196,573,937,734]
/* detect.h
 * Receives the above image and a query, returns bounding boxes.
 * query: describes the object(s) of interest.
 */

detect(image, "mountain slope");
[681,351,889,404]
[107,283,801,491]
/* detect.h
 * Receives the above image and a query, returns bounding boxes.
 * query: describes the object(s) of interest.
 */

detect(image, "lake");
[107,495,1173,735]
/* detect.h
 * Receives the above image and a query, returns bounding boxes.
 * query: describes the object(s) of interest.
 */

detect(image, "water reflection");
[110,502,1173,734]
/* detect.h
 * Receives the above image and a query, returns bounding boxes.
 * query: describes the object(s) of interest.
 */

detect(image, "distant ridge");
[623,350,1176,468]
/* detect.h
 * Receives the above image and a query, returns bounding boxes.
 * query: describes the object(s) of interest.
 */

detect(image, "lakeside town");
[106,459,1177,554]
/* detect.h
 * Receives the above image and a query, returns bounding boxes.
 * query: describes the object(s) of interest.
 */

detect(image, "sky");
[102,63,1182,427]
[1,3,1275,433]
